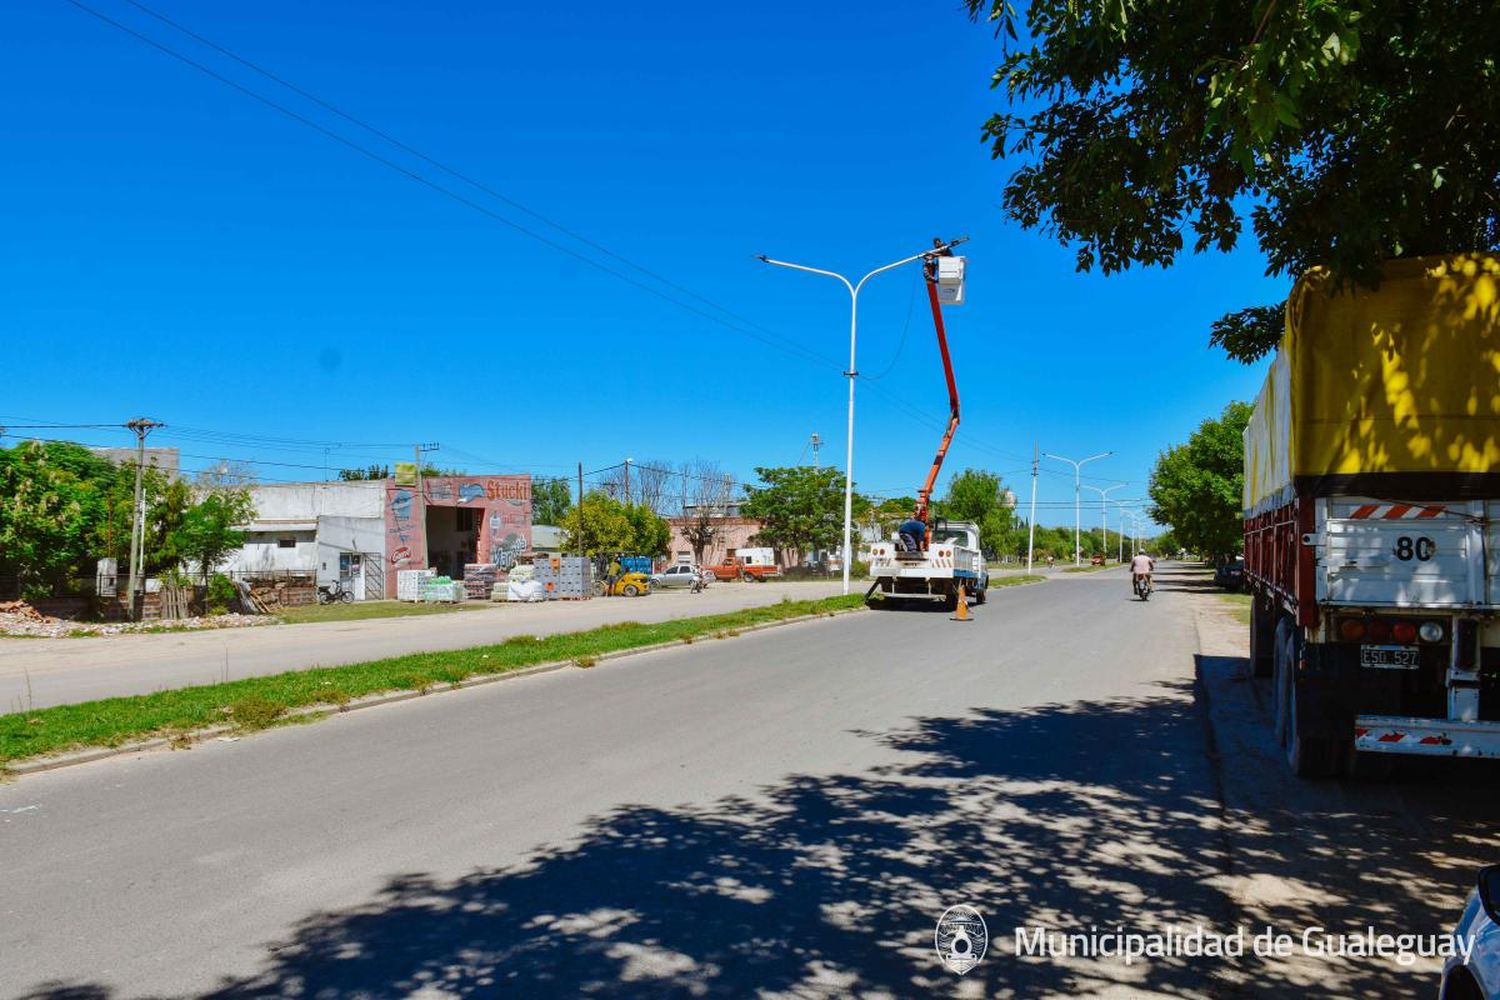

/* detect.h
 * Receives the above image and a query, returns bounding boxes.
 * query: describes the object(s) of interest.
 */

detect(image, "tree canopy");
[966,0,1500,361]
[531,479,573,525]
[932,467,1018,556]
[559,492,671,558]
[741,466,847,560]
[1147,402,1252,559]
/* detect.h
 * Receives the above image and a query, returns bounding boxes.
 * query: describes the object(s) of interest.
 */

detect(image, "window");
[277,538,296,549]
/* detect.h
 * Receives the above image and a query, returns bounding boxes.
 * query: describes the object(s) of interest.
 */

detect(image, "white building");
[223,482,387,600]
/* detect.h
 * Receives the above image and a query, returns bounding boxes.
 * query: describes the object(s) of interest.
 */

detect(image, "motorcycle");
[318,579,355,605]
[1133,574,1152,601]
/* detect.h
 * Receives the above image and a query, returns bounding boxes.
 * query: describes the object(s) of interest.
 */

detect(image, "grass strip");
[1061,564,1116,574]
[989,574,1046,588]
[1218,592,1253,625]
[0,594,864,768]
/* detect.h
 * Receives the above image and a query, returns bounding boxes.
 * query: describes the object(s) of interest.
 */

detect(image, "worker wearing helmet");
[1130,551,1156,592]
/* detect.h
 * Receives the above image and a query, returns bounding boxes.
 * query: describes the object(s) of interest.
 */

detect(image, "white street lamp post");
[1080,485,1128,563]
[758,243,950,595]
[1043,450,1114,567]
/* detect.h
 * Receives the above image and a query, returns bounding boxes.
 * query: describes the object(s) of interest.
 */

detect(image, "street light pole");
[1043,451,1113,567]
[759,241,958,595]
[1082,483,1125,563]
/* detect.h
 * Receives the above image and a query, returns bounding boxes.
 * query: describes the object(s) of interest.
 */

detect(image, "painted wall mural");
[383,475,533,596]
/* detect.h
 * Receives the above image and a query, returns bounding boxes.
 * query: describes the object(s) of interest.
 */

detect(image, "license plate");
[1360,645,1420,670]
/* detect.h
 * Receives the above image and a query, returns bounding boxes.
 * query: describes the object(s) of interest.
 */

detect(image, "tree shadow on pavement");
[17,671,1473,1000]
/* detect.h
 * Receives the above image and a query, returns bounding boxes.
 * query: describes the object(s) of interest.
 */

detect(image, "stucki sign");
[1012,924,1476,968]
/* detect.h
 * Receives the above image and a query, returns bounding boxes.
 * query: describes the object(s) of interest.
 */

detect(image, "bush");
[205,573,238,616]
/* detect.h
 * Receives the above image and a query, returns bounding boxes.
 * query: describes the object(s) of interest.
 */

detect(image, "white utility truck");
[868,520,988,610]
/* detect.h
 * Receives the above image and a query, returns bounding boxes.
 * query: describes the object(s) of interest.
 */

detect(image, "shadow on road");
[27,658,1480,999]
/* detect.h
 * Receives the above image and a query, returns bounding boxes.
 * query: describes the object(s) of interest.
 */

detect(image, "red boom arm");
[912,258,959,539]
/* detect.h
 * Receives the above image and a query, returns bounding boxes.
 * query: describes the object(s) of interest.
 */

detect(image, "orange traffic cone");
[951,584,972,622]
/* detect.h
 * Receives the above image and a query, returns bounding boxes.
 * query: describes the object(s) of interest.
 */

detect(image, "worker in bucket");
[897,517,927,554]
[1130,550,1156,592]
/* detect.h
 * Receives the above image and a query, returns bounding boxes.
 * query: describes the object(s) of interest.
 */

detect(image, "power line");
[61,0,843,374]
[61,0,1064,470]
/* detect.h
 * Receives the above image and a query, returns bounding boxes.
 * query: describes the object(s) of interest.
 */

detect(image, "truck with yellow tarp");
[1243,254,1500,776]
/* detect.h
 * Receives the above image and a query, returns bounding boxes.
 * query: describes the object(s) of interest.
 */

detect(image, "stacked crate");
[556,556,592,599]
[397,569,436,602]
[462,563,498,601]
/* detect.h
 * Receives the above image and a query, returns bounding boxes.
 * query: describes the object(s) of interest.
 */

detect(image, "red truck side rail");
[1243,493,1319,628]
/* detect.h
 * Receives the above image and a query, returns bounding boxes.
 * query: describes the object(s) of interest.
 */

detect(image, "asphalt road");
[0,581,842,711]
[4,567,1497,998]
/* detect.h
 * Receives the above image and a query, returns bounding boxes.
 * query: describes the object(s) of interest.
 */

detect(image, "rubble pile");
[0,602,272,639]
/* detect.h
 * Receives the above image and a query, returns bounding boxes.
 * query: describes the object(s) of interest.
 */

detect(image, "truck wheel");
[1250,599,1275,678]
[1271,621,1295,747]
[944,588,959,612]
[1285,680,1334,778]
[972,586,986,606]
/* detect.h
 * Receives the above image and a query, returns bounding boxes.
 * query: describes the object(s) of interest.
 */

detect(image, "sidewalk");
[0,581,842,712]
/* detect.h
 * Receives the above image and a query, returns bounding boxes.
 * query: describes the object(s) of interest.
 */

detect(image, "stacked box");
[397,569,436,602]
[462,563,498,600]
[555,556,592,598]
[531,560,558,600]
[420,576,464,603]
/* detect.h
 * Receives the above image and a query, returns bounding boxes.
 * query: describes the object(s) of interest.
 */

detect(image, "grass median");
[990,574,1046,588]
[1,594,865,770]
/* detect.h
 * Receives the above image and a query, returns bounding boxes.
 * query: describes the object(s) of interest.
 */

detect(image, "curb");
[3,604,867,777]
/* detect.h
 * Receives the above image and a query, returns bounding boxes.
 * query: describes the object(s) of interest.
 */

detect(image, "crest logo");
[934,904,988,974]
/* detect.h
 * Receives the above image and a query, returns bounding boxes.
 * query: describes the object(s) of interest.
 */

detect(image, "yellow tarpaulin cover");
[1244,254,1500,512]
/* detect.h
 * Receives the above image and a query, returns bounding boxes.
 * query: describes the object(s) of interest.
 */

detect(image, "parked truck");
[1243,254,1500,777]
[706,548,781,581]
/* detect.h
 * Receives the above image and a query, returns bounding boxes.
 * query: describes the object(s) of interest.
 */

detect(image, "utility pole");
[414,442,439,569]
[124,418,164,621]
[1043,450,1114,566]
[1026,443,1039,574]
[577,462,585,558]
[810,432,822,469]
[624,458,632,505]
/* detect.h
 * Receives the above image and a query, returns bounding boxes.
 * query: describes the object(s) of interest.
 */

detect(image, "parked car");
[1440,865,1500,999]
[1214,557,1245,591]
[651,564,704,589]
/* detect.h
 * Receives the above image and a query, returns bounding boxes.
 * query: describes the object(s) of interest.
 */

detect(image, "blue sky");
[0,0,1283,526]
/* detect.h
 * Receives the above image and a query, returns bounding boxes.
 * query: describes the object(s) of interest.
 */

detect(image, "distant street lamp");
[1043,450,1114,567]
[1082,483,1126,563]
[758,238,967,595]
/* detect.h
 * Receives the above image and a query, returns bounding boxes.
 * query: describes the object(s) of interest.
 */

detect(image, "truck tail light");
[1339,618,1367,641]
[1365,618,1392,642]
[1391,621,1418,644]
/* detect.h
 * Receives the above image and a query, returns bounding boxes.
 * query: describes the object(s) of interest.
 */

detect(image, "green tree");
[932,468,1016,556]
[171,489,257,585]
[1147,402,1252,559]
[0,441,113,593]
[741,466,847,561]
[623,502,672,558]
[532,479,573,525]
[965,0,1500,362]
[559,492,635,557]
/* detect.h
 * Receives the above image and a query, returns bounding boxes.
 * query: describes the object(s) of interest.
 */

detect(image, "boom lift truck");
[867,238,988,610]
